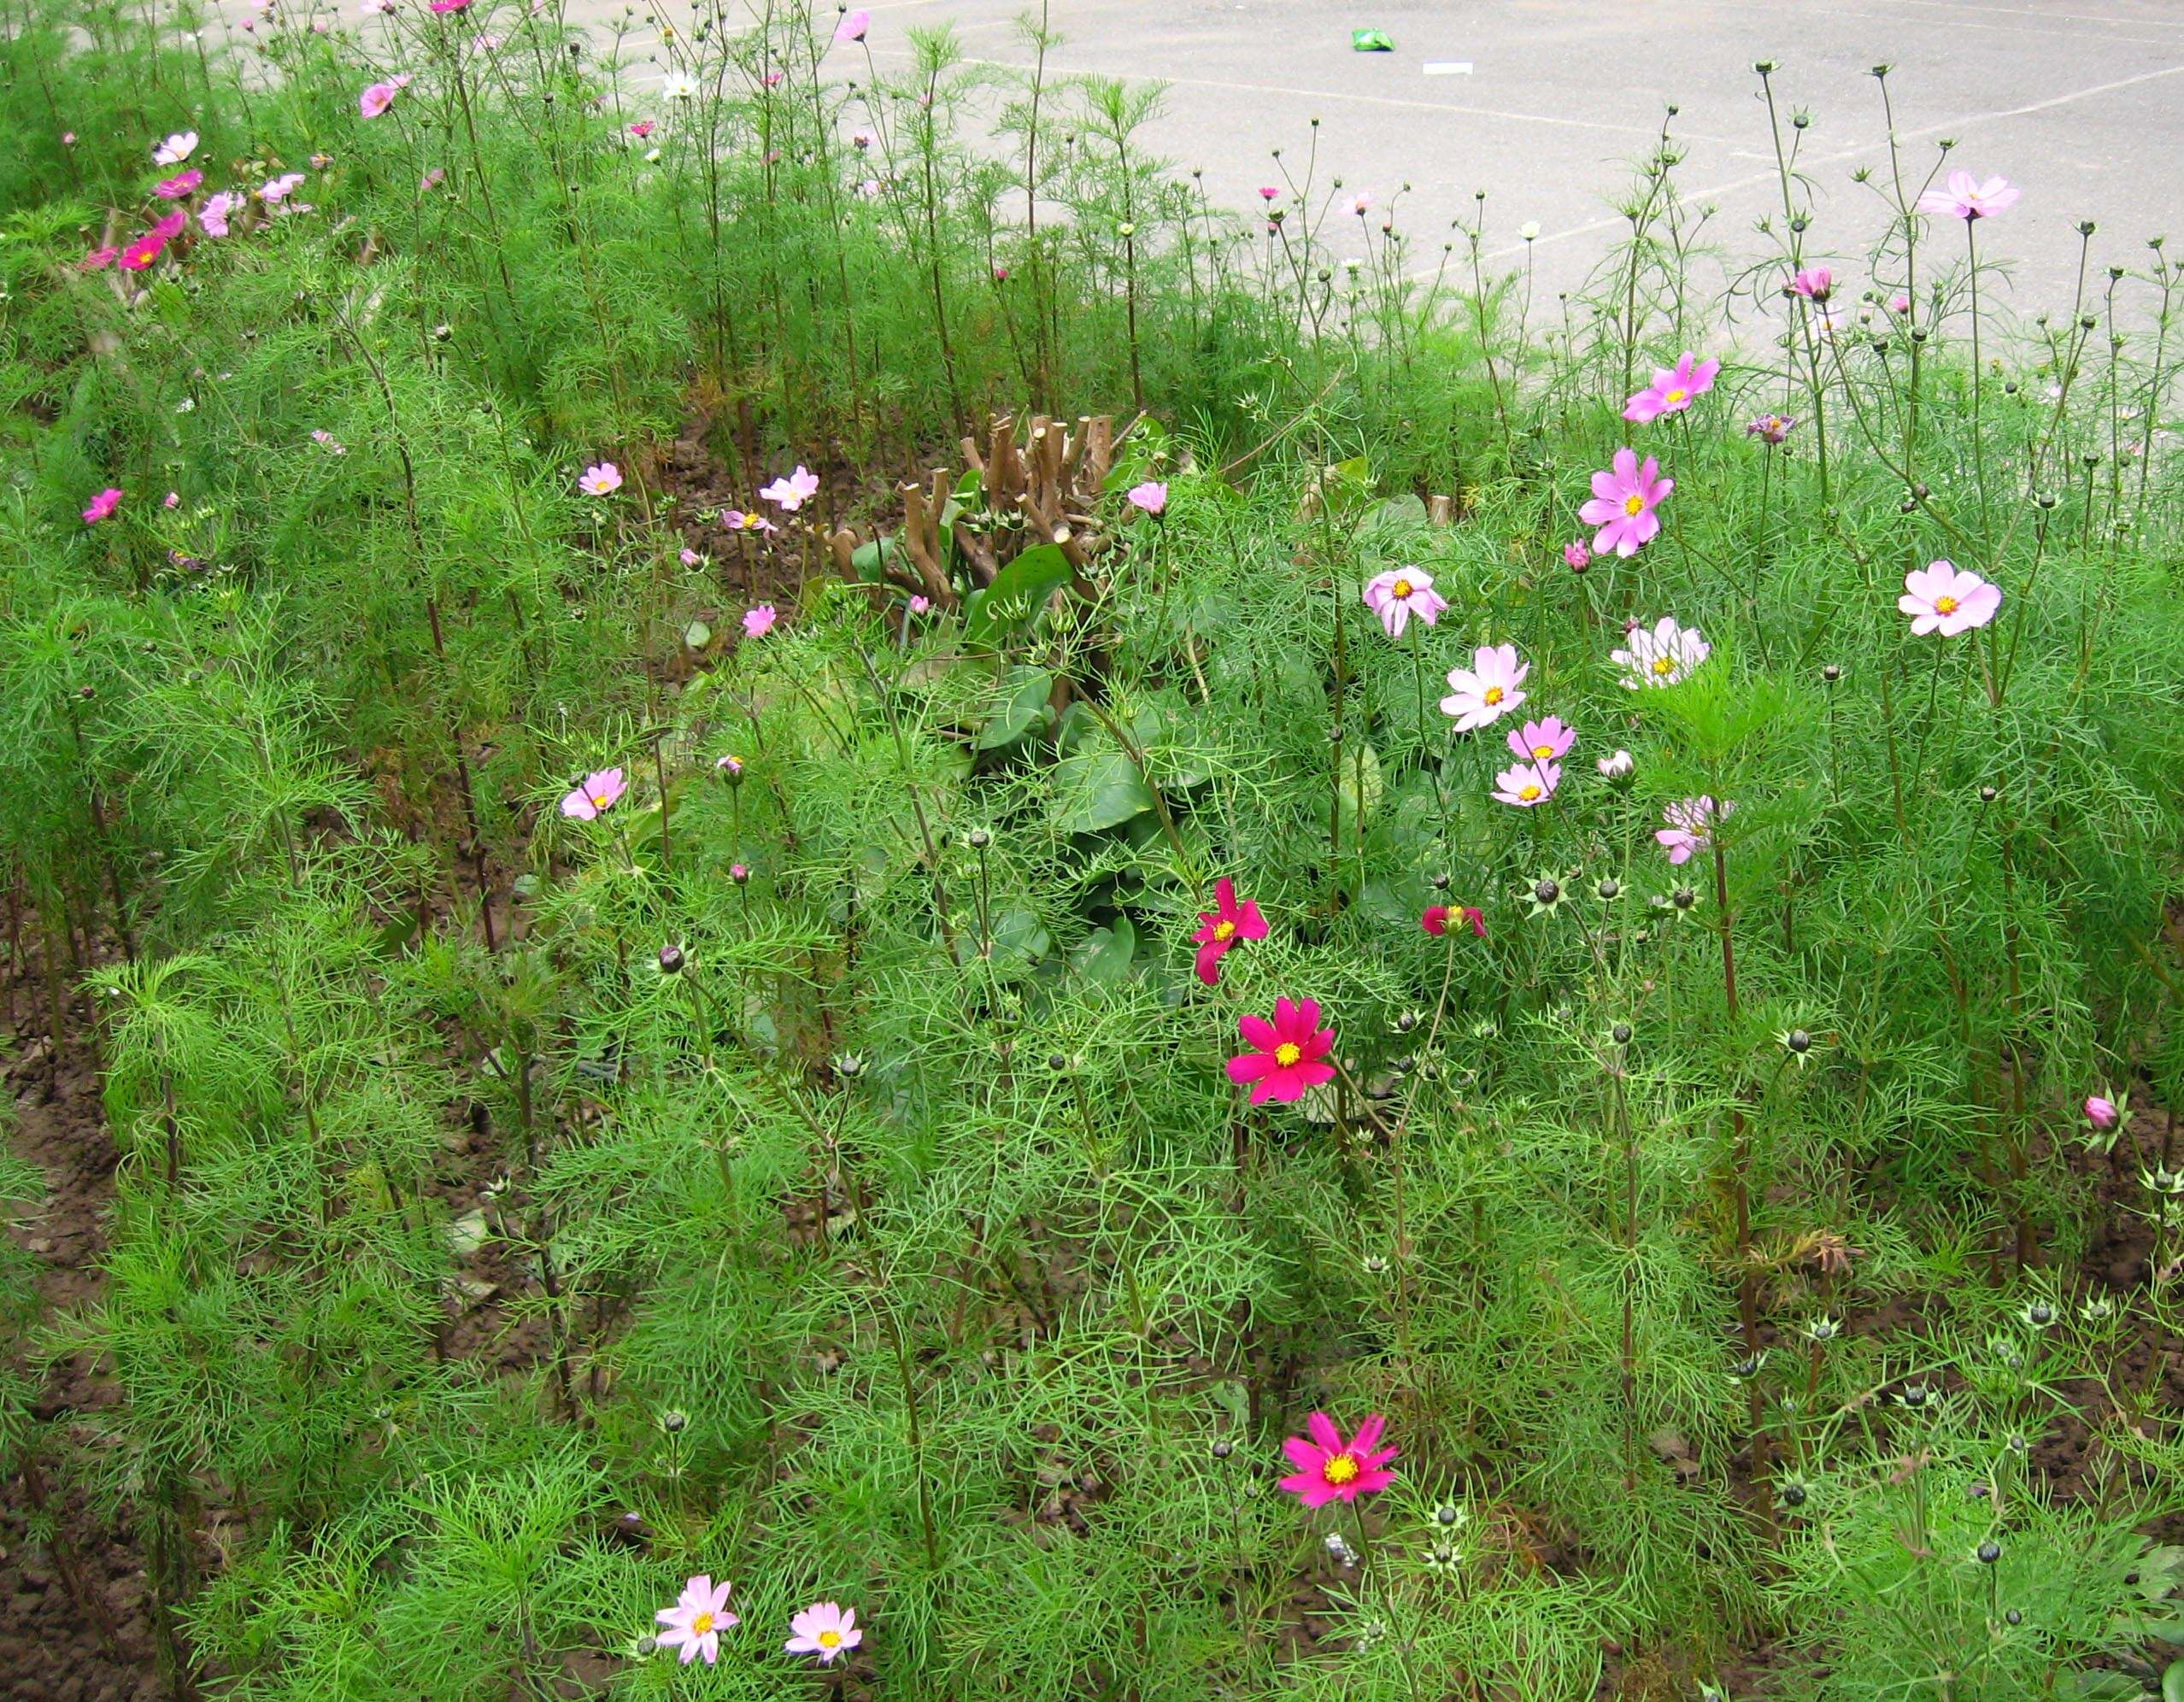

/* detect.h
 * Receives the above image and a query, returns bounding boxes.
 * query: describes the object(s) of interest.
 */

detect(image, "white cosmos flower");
[663,70,698,100]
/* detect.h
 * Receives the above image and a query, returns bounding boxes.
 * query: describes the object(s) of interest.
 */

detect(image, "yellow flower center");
[1665,387,1687,404]
[1623,493,1645,516]
[1652,656,1674,675]
[1518,784,1541,801]
[1391,578,1413,598]
[818,1630,842,1650]
[1482,685,1504,705]
[1323,1453,1360,1485]
[691,1612,715,1636]
[1212,919,1236,942]
[1934,595,1958,614]
[1274,1042,1302,1067]
[1533,743,1554,760]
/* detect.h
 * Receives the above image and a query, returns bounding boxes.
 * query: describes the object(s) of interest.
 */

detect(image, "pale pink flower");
[152,130,198,167]
[1622,351,1719,424]
[420,167,445,192]
[1656,795,1732,865]
[578,461,623,496]
[1890,292,1911,314]
[742,605,777,638]
[199,190,246,236]
[1899,560,2000,637]
[908,595,931,614]
[1787,267,1831,302]
[655,1575,737,1666]
[785,1600,861,1664]
[1918,170,2019,221]
[560,768,627,820]
[82,487,123,525]
[79,246,119,272]
[1577,448,1671,557]
[1440,643,1528,731]
[1506,716,1574,764]
[1362,566,1447,639]
[1612,615,1710,690]
[721,508,777,533]
[1126,479,1167,514]
[832,7,870,42]
[156,168,203,199]
[2084,1095,2119,1132]
[1344,191,1373,217]
[310,429,347,455]
[259,172,306,205]
[1490,759,1560,808]
[162,490,180,508]
[359,79,403,119]
[759,466,820,510]
[1747,414,1797,444]
[1563,541,1589,573]
[678,547,702,566]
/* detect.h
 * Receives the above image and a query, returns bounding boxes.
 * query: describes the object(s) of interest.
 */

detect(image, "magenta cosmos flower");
[1919,170,2018,220]
[561,767,628,820]
[1788,267,1831,302]
[1491,759,1559,808]
[1278,1412,1397,1508]
[578,461,623,497]
[785,1601,861,1664]
[156,168,203,199]
[1422,904,1485,938]
[1579,449,1672,557]
[1656,795,1732,866]
[1612,615,1710,690]
[1563,541,1589,573]
[832,8,870,42]
[1899,560,2000,637]
[1362,566,1447,639]
[82,487,123,524]
[1227,997,1336,1106]
[655,1575,737,1666]
[2084,1095,2119,1132]
[1440,643,1528,731]
[1192,875,1268,987]
[1622,351,1719,424]
[759,466,820,510]
[742,604,777,638]
[1507,716,1574,765]
[1126,479,1167,515]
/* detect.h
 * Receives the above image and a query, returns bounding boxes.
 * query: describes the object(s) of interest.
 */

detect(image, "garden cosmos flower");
[832,8,871,43]
[1747,414,1797,444]
[1422,904,1485,938]
[663,70,699,100]
[1491,759,1559,808]
[156,168,203,199]
[1191,876,1268,987]
[199,190,246,236]
[1656,795,1733,865]
[2084,1095,2120,1132]
[786,1602,861,1664]
[1279,1412,1397,1508]
[722,508,778,533]
[561,767,628,820]
[1227,997,1336,1105]
[1622,351,1719,424]
[1563,541,1589,572]
[259,172,306,206]
[1597,748,1634,778]
[1578,449,1671,557]
[153,130,198,167]
[1612,616,1710,689]
[1918,170,2019,220]
[82,487,123,525]
[1508,716,1574,764]
[655,1575,737,1665]
[1899,560,2001,636]
[742,604,777,638]
[1362,567,1447,639]
[1788,267,1831,301]
[359,79,405,118]
[759,465,820,510]
[578,461,623,496]
[120,210,188,270]
[1126,479,1167,514]
[629,120,655,138]
[1440,643,1528,731]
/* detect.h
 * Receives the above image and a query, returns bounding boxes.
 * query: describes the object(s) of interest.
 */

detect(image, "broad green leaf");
[1073,915,1136,984]
[964,543,1073,645]
[1053,746,1154,834]
[1333,741,1383,842]
[976,666,1054,750]
[850,534,900,583]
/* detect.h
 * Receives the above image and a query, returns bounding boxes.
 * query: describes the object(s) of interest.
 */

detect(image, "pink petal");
[1238,1013,1277,1053]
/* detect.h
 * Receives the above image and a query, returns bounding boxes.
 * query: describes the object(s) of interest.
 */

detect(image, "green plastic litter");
[1350,26,1393,50]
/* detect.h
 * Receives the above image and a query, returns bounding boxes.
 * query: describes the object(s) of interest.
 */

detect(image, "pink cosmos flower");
[1422,904,1485,939]
[1226,997,1336,1106]
[629,120,655,138]
[1612,615,1710,689]
[908,595,931,614]
[1788,267,1831,302]
[785,1601,861,1664]
[1126,479,1167,515]
[990,264,1009,282]
[2084,1095,2119,1131]
[678,548,702,566]
[1507,717,1574,764]
[722,509,778,533]
[560,768,627,820]
[759,466,820,510]
[1440,643,1528,731]
[199,190,246,237]
[430,0,470,11]
[259,173,306,205]
[82,487,122,525]
[1918,170,2019,221]
[1362,566,1447,639]
[1191,876,1268,987]
[1899,560,2001,637]
[578,461,623,496]
[742,604,777,638]
[153,130,198,167]
[119,210,188,272]
[1747,414,1798,444]
[1344,191,1373,217]
[1890,292,1911,314]
[1491,758,1560,808]
[310,429,347,454]
[1563,541,1589,573]
[1278,1412,1397,1508]
[359,79,402,118]
[79,246,119,272]
[1656,795,1732,866]
[156,168,203,199]
[420,167,445,192]
[1622,351,1719,424]
[655,1575,737,1666]
[832,7,870,41]
[1578,449,1672,557]
[163,490,180,508]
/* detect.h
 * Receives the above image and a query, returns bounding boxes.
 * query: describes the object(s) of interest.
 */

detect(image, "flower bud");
[658,943,684,975]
